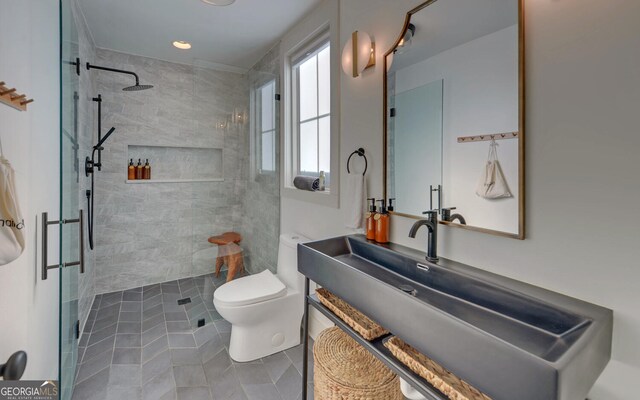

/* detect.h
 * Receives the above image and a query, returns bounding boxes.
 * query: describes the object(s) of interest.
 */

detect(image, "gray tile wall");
[91,49,253,293]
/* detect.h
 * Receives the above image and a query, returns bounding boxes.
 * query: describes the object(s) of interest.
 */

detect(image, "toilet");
[214,233,309,362]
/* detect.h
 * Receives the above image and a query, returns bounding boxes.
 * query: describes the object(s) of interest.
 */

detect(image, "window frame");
[281,6,340,208]
[253,79,277,176]
[292,40,331,185]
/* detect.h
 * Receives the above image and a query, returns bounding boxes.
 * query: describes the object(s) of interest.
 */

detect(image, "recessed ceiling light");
[173,41,192,50]
[201,0,236,5]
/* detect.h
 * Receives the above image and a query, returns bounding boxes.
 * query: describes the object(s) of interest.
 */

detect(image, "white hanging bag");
[0,147,25,265]
[475,139,513,199]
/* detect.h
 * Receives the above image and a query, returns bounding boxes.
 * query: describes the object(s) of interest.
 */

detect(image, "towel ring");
[347,148,368,176]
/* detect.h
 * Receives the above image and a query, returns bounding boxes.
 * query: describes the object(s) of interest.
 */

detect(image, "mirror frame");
[383,0,525,239]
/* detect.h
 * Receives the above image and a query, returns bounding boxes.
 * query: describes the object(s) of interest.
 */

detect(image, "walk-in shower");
[59,1,282,398]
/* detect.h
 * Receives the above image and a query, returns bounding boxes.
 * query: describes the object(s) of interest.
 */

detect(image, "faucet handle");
[441,207,456,211]
[421,210,438,221]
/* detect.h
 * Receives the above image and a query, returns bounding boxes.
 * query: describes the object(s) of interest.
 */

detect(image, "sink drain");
[398,285,417,296]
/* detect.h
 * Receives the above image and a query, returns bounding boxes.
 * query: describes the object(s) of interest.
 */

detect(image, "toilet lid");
[214,270,286,307]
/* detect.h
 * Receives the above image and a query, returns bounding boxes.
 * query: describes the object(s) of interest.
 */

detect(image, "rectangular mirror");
[384,0,524,239]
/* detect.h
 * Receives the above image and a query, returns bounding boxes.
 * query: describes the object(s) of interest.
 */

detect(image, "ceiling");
[390,0,518,72]
[78,0,322,71]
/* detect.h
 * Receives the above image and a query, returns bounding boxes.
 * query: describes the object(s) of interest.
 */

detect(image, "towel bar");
[347,148,368,176]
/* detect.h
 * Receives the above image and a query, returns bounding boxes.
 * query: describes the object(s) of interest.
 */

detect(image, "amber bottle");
[128,159,136,180]
[374,200,390,244]
[143,159,151,180]
[365,198,377,240]
[135,158,143,180]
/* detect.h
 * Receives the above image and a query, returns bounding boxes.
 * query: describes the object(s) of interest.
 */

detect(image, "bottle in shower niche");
[143,159,151,180]
[128,159,136,180]
[318,171,326,191]
[366,198,377,241]
[135,158,143,180]
[374,200,390,244]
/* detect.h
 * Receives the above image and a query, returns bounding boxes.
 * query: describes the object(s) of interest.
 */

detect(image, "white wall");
[394,25,519,233]
[0,0,60,380]
[281,0,640,398]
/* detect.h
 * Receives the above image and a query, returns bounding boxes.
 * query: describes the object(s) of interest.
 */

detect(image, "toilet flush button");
[272,333,285,347]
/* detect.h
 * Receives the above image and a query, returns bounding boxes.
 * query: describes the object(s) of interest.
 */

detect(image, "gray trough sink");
[298,235,612,400]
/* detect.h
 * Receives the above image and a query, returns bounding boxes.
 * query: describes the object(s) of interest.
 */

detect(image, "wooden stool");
[208,232,243,282]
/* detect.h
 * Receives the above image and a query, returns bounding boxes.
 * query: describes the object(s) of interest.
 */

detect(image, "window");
[293,41,331,187]
[281,4,339,207]
[255,79,276,173]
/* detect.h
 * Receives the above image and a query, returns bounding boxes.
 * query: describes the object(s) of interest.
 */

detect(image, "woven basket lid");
[314,327,397,389]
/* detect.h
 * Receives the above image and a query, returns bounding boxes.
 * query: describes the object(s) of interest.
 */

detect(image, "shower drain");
[177,297,191,305]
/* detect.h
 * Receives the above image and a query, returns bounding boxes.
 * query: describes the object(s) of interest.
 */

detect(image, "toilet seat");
[214,270,286,307]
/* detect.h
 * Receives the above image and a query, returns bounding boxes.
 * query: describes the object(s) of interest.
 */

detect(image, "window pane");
[261,81,274,132]
[298,56,318,121]
[318,45,330,116]
[262,130,274,172]
[318,116,330,173]
[299,120,318,173]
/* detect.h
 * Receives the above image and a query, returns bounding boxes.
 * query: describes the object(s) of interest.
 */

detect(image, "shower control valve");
[85,156,95,176]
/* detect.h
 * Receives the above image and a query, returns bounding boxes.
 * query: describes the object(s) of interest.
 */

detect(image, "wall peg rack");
[457,131,519,143]
[0,81,34,111]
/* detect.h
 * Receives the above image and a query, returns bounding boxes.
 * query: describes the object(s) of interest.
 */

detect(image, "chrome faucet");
[408,210,439,262]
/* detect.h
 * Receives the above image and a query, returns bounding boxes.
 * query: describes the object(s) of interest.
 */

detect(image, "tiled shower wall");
[91,49,250,293]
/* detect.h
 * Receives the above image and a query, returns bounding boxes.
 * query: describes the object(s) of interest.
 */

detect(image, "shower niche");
[126,144,224,183]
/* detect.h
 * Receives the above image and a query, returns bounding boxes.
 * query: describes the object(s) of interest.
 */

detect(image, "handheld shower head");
[94,127,116,149]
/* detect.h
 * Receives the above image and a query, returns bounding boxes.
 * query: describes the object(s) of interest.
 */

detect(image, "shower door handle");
[41,209,84,280]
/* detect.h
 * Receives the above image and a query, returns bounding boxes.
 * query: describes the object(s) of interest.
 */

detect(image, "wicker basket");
[316,288,389,341]
[384,336,492,400]
[314,327,403,400]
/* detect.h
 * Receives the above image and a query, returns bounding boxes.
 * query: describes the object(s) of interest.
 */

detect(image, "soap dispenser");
[365,198,377,240]
[374,199,390,244]
[388,198,395,212]
[128,159,136,180]
[135,158,143,180]
[143,159,151,180]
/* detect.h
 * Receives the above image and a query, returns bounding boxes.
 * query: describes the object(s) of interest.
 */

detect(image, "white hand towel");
[344,172,366,230]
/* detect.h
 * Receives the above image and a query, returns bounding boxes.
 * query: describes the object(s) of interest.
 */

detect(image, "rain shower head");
[86,62,154,91]
[123,84,154,91]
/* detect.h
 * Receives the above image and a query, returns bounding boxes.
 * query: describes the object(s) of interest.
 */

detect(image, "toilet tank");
[277,233,309,292]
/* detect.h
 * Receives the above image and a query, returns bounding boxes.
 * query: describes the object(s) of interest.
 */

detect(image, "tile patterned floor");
[73,272,314,400]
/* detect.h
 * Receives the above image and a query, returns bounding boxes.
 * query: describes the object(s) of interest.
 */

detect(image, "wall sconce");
[395,23,415,55]
[341,30,375,78]
[216,118,228,131]
[232,107,247,125]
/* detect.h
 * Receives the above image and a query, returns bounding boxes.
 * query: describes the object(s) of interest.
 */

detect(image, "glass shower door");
[59,0,81,398]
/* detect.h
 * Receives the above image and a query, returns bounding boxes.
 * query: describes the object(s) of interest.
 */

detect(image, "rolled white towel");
[344,172,366,230]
